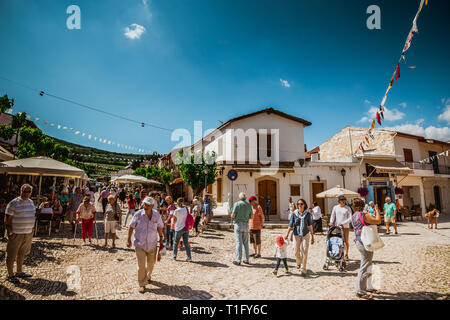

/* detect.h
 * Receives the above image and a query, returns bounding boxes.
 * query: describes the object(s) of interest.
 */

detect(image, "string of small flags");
[7,109,149,154]
[358,0,428,153]
[419,150,449,164]
[71,153,153,163]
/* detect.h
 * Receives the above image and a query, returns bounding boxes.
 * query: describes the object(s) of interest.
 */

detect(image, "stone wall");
[319,127,396,161]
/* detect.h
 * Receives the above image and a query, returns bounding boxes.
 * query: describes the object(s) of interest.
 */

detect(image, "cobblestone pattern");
[0,201,449,300]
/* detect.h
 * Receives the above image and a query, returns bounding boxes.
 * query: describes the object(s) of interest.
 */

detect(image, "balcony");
[401,161,450,175]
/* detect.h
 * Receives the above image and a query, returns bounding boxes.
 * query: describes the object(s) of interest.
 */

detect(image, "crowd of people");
[1,182,442,298]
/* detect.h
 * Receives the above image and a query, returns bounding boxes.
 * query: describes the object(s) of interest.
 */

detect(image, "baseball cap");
[142,197,155,206]
[248,196,257,202]
[276,236,284,247]
[338,195,346,201]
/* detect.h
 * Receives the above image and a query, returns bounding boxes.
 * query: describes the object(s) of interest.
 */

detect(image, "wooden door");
[258,180,277,215]
[312,182,325,214]
[216,178,222,203]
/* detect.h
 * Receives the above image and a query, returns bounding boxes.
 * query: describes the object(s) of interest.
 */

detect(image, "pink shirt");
[77,203,96,219]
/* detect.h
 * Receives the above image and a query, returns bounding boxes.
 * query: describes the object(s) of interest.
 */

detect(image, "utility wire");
[0,75,311,156]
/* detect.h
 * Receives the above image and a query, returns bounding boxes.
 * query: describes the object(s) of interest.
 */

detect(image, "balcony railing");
[401,161,450,174]
[401,161,433,170]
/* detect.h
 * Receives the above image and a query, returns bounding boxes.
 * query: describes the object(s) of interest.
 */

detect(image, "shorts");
[6,232,33,264]
[249,229,261,245]
[385,216,395,223]
[105,221,117,233]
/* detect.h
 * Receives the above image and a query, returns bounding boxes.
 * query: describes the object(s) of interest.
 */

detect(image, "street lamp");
[340,168,346,188]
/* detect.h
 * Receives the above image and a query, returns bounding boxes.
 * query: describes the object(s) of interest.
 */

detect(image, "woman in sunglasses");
[285,199,314,275]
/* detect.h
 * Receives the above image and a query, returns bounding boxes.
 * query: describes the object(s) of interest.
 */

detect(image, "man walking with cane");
[127,197,165,294]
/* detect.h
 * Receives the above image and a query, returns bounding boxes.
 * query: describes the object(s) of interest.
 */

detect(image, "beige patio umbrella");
[112,174,161,185]
[316,185,360,199]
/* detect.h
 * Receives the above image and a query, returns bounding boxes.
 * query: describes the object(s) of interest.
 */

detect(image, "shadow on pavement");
[190,260,229,268]
[24,241,75,267]
[0,285,26,300]
[15,278,77,297]
[374,291,449,300]
[191,247,212,255]
[147,280,213,299]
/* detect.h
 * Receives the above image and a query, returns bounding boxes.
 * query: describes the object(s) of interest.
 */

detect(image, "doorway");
[257,179,277,216]
[434,185,441,211]
[311,182,325,214]
[374,187,393,209]
[216,178,222,203]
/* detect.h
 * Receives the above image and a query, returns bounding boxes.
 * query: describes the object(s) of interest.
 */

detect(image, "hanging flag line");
[71,152,153,163]
[357,0,428,154]
[6,109,150,154]
[419,150,449,164]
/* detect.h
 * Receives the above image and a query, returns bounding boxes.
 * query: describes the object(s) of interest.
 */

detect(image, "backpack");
[185,207,194,231]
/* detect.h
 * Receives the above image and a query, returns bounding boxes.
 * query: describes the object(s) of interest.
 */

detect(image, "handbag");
[185,207,194,231]
[360,212,384,252]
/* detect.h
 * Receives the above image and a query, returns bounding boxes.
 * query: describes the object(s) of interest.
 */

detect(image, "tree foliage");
[175,150,217,196]
[134,165,174,195]
[0,94,14,114]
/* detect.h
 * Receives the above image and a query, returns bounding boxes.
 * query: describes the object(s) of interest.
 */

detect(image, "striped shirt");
[6,197,36,234]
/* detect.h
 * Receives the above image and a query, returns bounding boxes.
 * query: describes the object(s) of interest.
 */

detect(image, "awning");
[0,156,88,179]
[367,160,413,175]
[111,175,162,184]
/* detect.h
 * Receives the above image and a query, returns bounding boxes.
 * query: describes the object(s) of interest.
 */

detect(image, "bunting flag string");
[419,150,449,164]
[358,0,428,153]
[10,109,150,154]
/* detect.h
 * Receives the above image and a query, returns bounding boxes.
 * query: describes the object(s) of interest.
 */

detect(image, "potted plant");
[357,187,369,197]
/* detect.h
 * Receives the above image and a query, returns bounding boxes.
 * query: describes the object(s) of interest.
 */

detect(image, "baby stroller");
[323,226,346,272]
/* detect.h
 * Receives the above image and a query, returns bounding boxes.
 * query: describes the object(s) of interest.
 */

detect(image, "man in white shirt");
[329,195,352,260]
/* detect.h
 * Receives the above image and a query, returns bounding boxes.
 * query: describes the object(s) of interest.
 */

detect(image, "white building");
[312,126,450,216]
[174,108,361,220]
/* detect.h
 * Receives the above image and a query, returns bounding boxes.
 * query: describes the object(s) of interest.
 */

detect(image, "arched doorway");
[433,185,441,211]
[257,178,278,218]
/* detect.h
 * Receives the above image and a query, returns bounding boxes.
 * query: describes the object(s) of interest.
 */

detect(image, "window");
[290,184,300,196]
[403,148,413,162]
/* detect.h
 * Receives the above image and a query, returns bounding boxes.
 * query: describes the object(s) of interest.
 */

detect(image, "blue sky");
[0,0,449,155]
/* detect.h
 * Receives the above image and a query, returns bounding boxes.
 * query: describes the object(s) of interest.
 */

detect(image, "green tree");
[175,150,217,196]
[0,124,14,141]
[11,112,28,146]
[134,165,174,196]
[0,94,14,113]
[52,143,71,162]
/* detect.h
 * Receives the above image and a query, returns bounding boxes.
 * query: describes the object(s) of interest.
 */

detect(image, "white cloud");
[358,106,405,123]
[385,119,450,141]
[399,102,407,108]
[124,23,146,39]
[364,99,371,104]
[141,0,152,20]
[280,79,291,88]
[438,101,450,124]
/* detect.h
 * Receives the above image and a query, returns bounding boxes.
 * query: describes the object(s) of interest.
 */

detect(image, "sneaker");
[186,258,192,262]
[138,286,146,294]
[243,260,250,265]
[6,276,20,284]
[15,272,32,278]
[232,261,241,266]
[272,270,278,276]
[385,231,390,235]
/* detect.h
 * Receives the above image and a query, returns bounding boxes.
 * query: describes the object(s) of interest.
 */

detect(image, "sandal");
[367,289,382,294]
[356,292,374,300]
[15,272,32,278]
[6,276,20,284]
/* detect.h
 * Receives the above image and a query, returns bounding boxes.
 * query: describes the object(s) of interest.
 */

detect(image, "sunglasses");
[23,190,32,194]
[297,203,305,206]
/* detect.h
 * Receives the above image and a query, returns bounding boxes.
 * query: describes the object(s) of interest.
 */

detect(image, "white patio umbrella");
[112,174,161,185]
[316,185,360,199]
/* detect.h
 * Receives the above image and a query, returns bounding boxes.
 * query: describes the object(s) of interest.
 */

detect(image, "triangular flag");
[57,125,61,129]
[370,120,375,130]
[395,64,400,81]
[380,111,384,121]
[376,112,382,125]
[365,136,370,145]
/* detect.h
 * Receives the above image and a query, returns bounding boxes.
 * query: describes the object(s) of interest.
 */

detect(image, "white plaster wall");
[394,136,421,162]
[204,112,305,163]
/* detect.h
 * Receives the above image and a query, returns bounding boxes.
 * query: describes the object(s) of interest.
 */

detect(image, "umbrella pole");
[38,174,42,204]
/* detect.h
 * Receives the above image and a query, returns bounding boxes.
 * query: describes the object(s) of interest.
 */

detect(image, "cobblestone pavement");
[0,203,449,300]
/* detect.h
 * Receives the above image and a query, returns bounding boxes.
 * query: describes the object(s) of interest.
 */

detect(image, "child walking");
[273,236,289,275]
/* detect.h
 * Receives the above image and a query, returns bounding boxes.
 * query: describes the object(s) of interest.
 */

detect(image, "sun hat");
[276,236,284,247]
[248,196,257,202]
[142,196,155,206]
